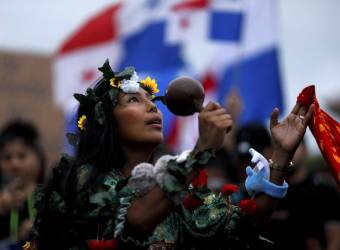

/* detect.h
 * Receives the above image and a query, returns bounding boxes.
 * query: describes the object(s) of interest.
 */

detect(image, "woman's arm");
[126,185,173,234]
[252,103,314,227]
[125,102,313,237]
[124,101,232,236]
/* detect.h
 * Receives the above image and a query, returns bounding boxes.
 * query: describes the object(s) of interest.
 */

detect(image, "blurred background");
[0,0,340,165]
[1,1,340,249]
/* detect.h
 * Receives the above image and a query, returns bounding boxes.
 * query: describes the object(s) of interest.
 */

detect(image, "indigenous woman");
[26,60,313,250]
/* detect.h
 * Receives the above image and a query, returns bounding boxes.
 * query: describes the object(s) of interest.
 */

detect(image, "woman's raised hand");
[196,102,233,151]
[270,103,314,165]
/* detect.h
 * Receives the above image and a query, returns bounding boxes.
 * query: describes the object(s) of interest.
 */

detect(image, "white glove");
[249,148,270,180]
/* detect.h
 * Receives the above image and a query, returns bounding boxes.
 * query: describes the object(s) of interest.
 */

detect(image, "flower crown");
[74,59,160,133]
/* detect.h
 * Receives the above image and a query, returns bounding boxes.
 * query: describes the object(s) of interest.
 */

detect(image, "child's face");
[0,139,41,183]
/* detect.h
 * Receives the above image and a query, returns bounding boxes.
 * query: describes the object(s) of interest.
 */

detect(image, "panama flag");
[165,0,243,152]
[165,0,283,151]
[217,0,283,124]
[53,0,186,152]
[167,0,282,122]
[166,0,243,46]
[166,0,210,45]
[54,4,122,114]
[54,0,283,153]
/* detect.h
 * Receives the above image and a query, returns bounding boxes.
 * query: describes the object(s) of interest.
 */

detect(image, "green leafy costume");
[30,153,261,250]
[28,61,262,249]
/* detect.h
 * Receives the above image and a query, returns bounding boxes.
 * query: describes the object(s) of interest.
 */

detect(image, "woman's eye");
[128,96,139,103]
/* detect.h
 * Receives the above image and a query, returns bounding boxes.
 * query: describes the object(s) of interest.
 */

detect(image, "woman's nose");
[147,101,158,113]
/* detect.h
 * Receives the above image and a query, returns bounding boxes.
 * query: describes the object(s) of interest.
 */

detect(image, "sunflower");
[140,76,159,95]
[23,241,37,250]
[77,115,87,131]
[110,77,122,88]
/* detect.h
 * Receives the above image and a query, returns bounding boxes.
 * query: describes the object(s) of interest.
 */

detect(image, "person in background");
[262,141,340,250]
[228,123,273,204]
[0,121,45,249]
[205,149,236,193]
[235,123,273,176]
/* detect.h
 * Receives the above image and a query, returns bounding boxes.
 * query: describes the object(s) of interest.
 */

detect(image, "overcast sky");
[1,0,340,152]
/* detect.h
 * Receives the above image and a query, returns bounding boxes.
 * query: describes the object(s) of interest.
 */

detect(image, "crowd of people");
[0,61,339,250]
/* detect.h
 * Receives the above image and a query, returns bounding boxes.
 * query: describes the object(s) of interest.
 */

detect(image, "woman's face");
[0,139,41,183]
[113,88,163,146]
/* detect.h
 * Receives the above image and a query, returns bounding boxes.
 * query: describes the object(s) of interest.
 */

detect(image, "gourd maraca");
[155,76,205,116]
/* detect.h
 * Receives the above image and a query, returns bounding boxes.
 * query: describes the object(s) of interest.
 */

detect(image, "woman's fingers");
[297,106,307,116]
[215,113,232,121]
[197,100,233,151]
[207,107,227,117]
[210,113,232,130]
[291,102,302,115]
[294,104,314,127]
[202,101,221,112]
[303,104,314,127]
[270,108,280,129]
[203,106,231,123]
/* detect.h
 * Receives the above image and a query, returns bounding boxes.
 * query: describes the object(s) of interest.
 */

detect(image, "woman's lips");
[148,123,162,129]
[146,118,162,129]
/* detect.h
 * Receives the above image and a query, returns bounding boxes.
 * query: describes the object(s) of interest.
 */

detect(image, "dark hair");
[31,77,128,248]
[75,78,124,171]
[235,123,272,163]
[0,120,46,183]
[63,77,126,204]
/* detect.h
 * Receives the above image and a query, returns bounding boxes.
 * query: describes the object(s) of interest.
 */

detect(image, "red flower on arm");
[239,199,257,215]
[221,184,239,196]
[183,194,203,211]
[87,239,119,250]
[104,239,119,249]
[191,169,208,188]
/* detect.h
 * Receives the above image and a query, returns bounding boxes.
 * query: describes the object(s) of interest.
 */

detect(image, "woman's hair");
[62,77,127,207]
[30,77,127,248]
[0,120,46,183]
[75,77,125,171]
[32,64,163,247]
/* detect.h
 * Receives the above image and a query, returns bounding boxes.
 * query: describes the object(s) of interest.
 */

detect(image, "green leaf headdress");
[73,59,160,134]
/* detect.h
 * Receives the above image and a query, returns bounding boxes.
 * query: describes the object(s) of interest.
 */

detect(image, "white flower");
[176,150,191,163]
[204,194,216,205]
[130,71,139,82]
[129,163,156,196]
[153,155,176,175]
[121,79,140,93]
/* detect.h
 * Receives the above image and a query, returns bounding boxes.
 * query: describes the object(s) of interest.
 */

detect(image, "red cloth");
[297,85,340,186]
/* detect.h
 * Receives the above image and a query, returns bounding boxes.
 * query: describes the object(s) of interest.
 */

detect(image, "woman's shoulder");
[75,164,122,199]
[101,168,123,191]
[61,156,121,193]
[46,155,123,213]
